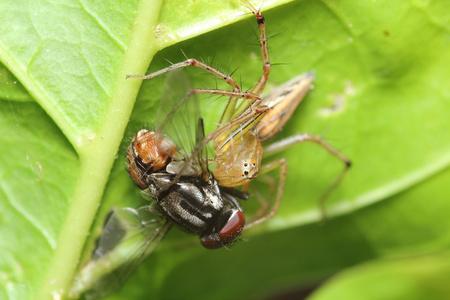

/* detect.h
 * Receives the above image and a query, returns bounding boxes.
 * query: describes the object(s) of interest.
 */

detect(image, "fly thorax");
[156,177,225,235]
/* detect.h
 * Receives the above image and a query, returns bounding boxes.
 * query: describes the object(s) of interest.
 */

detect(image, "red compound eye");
[219,210,245,244]
[201,211,245,249]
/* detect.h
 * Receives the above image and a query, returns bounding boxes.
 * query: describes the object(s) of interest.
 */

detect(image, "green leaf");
[0,0,449,300]
[308,252,450,300]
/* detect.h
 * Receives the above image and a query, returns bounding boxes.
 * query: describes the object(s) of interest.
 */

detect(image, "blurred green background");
[1,0,449,299]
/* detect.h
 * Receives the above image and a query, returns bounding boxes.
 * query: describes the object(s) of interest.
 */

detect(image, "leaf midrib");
[35,0,164,298]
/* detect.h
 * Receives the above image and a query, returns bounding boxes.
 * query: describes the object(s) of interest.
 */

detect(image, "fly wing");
[154,70,207,177]
[155,70,198,160]
[196,117,210,180]
[70,206,172,300]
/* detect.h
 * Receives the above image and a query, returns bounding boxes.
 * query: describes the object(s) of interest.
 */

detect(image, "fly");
[69,70,250,299]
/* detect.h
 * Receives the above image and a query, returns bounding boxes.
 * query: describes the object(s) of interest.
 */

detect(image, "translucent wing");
[196,117,210,179]
[70,206,172,300]
[155,70,200,159]
[154,70,209,178]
